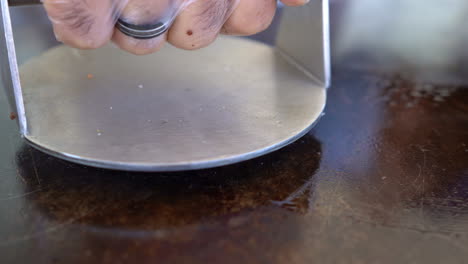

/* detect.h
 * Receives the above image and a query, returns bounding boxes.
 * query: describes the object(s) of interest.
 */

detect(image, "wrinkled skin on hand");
[42,0,309,55]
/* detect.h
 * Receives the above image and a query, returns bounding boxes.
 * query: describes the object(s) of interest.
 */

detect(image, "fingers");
[167,0,238,50]
[221,0,277,36]
[280,0,310,7]
[111,0,176,55]
[43,0,126,49]
[42,0,308,54]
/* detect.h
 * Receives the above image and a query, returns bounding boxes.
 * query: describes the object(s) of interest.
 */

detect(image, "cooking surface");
[1,1,468,263]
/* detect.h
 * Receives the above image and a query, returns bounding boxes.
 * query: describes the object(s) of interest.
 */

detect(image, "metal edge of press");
[1,0,27,134]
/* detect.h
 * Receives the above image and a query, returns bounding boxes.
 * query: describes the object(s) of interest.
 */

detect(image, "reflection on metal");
[1,1,330,171]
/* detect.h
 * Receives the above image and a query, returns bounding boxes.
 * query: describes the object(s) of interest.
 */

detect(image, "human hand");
[42,0,309,55]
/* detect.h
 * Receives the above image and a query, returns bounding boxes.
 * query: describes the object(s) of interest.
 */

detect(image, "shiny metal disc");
[19,37,326,171]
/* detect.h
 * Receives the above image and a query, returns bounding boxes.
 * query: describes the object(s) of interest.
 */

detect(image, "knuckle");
[45,0,96,36]
[225,16,273,36]
[195,0,233,30]
[45,0,113,48]
[282,0,309,6]
[76,38,105,50]
[168,0,234,50]
[241,17,273,35]
[115,36,166,55]
[57,31,108,49]
[169,32,218,50]
[224,0,276,36]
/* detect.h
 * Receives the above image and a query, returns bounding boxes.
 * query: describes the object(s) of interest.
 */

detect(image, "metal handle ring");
[116,19,168,39]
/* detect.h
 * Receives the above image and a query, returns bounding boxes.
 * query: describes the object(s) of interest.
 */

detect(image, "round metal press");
[1,1,330,172]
